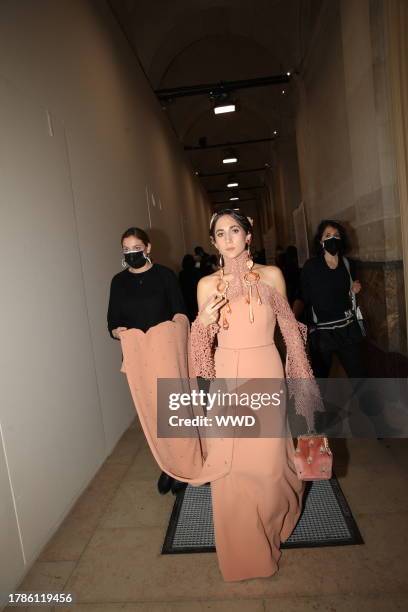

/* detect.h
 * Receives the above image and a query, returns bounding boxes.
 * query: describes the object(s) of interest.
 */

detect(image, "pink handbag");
[294,435,333,480]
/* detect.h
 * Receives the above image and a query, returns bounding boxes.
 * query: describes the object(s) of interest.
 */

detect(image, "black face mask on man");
[322,236,342,255]
[124,250,147,269]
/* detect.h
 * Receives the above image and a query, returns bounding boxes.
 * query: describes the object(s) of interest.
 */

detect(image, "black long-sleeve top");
[300,254,356,324]
[107,263,187,339]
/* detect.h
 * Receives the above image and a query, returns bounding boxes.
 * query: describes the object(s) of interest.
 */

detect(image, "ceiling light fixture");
[229,196,239,201]
[211,90,237,115]
[223,157,238,164]
[227,182,239,188]
[214,103,236,115]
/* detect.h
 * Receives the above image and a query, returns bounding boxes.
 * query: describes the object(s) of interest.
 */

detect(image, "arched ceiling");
[110,0,323,211]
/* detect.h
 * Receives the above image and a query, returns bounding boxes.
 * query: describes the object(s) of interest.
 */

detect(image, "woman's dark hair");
[121,227,150,247]
[313,219,350,255]
[209,208,253,239]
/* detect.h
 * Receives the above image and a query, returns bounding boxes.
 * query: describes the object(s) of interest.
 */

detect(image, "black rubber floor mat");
[162,475,363,554]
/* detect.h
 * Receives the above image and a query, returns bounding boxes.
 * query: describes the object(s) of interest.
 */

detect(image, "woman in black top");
[294,220,386,435]
[297,220,363,378]
[108,227,188,495]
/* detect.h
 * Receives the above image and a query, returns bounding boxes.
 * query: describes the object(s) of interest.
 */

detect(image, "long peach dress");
[209,303,304,580]
[119,250,321,582]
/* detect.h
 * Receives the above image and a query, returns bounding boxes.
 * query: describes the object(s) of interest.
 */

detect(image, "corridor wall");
[0,0,210,600]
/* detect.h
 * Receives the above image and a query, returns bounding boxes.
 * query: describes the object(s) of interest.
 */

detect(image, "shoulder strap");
[342,256,353,288]
[343,256,357,311]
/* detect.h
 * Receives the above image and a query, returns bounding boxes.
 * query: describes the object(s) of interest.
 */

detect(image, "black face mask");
[322,236,342,255]
[124,251,147,269]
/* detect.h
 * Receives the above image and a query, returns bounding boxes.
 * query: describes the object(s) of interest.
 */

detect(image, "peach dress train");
[119,250,321,582]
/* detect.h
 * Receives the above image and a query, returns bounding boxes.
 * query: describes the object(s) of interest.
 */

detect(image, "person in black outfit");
[178,254,200,322]
[294,220,388,435]
[296,220,364,379]
[194,245,213,277]
[208,254,219,272]
[253,248,266,265]
[108,226,188,495]
[282,245,301,308]
[275,244,286,271]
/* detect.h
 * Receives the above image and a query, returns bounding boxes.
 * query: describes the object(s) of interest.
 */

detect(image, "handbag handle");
[343,256,366,336]
[343,256,357,310]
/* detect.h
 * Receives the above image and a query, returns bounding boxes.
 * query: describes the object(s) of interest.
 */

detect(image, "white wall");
[0,0,210,600]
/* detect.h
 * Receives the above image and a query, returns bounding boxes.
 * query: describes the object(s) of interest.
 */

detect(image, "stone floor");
[4,419,408,612]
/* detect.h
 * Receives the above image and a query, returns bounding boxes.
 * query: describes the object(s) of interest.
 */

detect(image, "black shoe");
[171,479,188,495]
[157,471,174,495]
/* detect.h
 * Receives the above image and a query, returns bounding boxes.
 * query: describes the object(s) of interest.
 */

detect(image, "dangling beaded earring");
[245,242,253,270]
[216,252,231,330]
[243,241,262,323]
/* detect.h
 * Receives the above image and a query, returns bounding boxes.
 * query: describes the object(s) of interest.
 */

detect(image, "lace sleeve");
[190,317,219,379]
[269,287,324,430]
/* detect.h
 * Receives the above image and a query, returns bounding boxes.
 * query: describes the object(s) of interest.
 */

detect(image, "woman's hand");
[198,293,227,326]
[112,326,128,339]
[351,280,362,294]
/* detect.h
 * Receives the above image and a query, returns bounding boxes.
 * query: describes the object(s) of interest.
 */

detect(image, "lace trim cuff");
[269,288,324,430]
[190,317,219,379]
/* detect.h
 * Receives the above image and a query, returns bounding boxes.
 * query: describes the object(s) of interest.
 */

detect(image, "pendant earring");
[216,265,231,330]
[246,243,254,270]
[121,257,127,268]
[145,253,152,264]
[218,253,224,268]
[243,243,262,322]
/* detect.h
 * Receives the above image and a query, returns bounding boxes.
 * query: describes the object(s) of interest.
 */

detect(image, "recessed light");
[223,157,238,164]
[214,103,236,115]
[227,182,239,188]
[230,196,239,201]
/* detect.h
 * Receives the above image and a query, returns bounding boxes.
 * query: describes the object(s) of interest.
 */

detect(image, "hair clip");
[209,212,218,228]
[210,210,254,229]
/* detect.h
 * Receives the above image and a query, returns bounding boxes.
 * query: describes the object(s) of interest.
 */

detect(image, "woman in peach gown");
[119,210,322,582]
[187,208,322,582]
